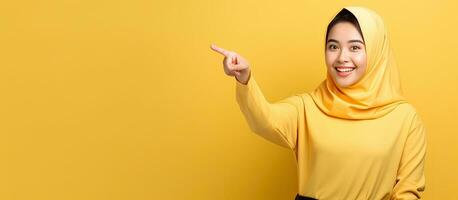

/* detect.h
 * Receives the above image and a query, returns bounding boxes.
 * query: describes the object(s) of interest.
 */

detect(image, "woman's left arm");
[391,114,427,199]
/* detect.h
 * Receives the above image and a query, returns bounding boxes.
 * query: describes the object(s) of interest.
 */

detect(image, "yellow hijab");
[310,6,407,120]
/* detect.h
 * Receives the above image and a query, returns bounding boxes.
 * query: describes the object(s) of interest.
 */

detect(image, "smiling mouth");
[334,66,356,72]
[334,66,356,78]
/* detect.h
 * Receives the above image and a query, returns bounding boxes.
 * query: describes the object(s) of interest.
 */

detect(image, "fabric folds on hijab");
[310,6,407,120]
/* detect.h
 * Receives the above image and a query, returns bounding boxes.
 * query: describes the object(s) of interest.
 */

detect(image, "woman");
[210,6,426,200]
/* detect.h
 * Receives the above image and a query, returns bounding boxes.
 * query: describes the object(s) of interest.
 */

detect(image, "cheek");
[352,53,367,79]
[353,53,367,69]
[325,52,337,67]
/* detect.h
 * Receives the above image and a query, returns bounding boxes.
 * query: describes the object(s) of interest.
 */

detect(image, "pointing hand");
[210,44,251,84]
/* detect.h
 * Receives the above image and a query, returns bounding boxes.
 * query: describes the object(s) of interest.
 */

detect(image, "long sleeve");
[391,113,427,200]
[235,72,303,150]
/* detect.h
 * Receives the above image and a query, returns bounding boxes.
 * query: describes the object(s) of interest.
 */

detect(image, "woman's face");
[325,22,367,88]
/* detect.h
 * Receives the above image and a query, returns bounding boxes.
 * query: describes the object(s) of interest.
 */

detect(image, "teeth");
[336,68,355,72]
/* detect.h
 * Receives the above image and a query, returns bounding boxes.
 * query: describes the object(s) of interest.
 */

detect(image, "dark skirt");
[295,194,318,200]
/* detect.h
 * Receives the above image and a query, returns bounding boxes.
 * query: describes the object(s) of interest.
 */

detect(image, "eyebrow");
[327,39,365,45]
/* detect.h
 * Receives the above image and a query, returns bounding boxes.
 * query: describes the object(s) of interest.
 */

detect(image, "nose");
[337,49,350,63]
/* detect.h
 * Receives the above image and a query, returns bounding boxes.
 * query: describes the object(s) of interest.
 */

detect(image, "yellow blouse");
[235,73,427,200]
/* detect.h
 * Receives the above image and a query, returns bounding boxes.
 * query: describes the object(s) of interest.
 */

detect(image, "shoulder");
[395,103,421,118]
[295,92,314,104]
[395,103,418,116]
[394,102,425,131]
[288,92,314,108]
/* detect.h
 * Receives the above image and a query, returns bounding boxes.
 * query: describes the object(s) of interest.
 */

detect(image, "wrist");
[236,70,251,85]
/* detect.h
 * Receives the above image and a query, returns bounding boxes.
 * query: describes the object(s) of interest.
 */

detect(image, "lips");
[335,66,355,68]
[335,66,356,69]
[335,66,356,72]
[334,66,356,77]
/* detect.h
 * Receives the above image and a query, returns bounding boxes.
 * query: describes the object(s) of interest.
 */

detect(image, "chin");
[334,78,355,88]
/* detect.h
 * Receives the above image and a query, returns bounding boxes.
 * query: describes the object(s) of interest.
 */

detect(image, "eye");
[350,46,361,51]
[328,44,338,50]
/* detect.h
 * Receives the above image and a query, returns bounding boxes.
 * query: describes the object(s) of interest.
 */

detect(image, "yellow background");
[1,0,456,199]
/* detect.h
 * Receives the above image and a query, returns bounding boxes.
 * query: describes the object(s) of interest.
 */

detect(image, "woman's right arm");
[235,71,301,149]
[210,44,302,150]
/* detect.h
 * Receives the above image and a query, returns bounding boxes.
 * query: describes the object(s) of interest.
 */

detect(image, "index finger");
[210,44,230,57]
